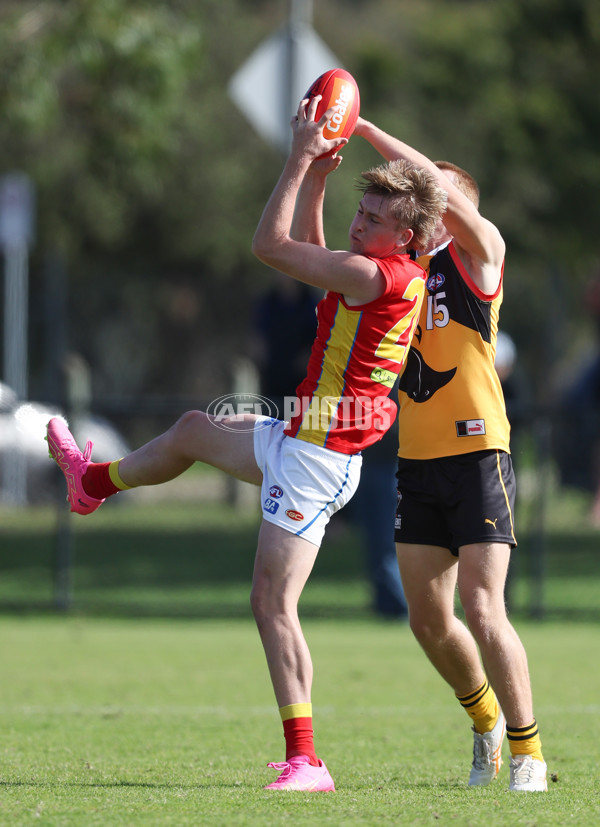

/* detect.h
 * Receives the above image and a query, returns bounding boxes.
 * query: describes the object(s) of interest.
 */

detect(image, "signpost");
[228,0,340,153]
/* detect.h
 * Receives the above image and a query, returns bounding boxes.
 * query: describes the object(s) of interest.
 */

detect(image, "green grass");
[0,616,598,826]
[0,477,599,823]
[0,477,599,621]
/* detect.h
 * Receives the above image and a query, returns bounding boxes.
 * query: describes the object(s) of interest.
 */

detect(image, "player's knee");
[251,571,294,628]
[249,584,264,624]
[408,609,448,646]
[250,576,275,626]
[169,410,209,450]
[174,409,206,435]
[462,592,498,641]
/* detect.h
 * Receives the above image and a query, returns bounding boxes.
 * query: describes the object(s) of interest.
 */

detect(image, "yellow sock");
[108,459,132,490]
[456,678,500,734]
[507,720,544,762]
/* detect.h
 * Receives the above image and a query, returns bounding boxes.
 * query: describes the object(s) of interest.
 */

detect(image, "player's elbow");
[251,231,270,263]
[252,232,287,267]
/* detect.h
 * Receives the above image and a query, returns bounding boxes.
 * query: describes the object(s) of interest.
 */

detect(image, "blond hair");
[434,160,480,208]
[356,159,447,249]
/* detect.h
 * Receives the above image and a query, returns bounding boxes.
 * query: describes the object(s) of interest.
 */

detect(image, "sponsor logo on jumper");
[370,367,398,389]
[485,517,498,529]
[427,273,445,291]
[455,418,486,437]
[207,393,279,431]
[269,485,284,499]
[286,510,304,522]
[264,498,279,514]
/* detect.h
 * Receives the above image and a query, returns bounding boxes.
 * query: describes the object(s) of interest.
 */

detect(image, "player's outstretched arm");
[355,117,504,295]
[291,154,342,247]
[253,99,384,304]
[252,97,344,264]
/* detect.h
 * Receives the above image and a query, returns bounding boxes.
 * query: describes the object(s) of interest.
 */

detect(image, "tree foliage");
[0,0,598,402]
[0,1,201,252]
[327,0,600,385]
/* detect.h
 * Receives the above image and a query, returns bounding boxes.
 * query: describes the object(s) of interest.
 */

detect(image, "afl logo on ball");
[427,273,445,291]
[286,510,304,522]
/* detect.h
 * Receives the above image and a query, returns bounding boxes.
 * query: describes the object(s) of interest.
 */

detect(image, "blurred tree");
[1,0,598,409]
[0,0,278,401]
[331,0,600,399]
[0,1,200,253]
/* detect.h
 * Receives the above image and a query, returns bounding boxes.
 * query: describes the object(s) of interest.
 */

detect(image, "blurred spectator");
[251,274,319,416]
[494,330,531,465]
[555,272,600,524]
[494,330,517,391]
[347,410,408,619]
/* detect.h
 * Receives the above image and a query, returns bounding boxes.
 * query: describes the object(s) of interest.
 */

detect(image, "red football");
[304,68,360,151]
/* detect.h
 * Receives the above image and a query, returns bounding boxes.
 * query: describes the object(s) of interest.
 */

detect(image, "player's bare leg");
[47,411,262,514]
[397,543,486,694]
[252,520,335,791]
[117,411,263,487]
[398,542,504,785]
[399,541,545,790]
[457,542,533,727]
[457,545,546,790]
[251,520,320,705]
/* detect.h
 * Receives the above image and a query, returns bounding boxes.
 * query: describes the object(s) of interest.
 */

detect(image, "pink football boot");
[264,755,335,792]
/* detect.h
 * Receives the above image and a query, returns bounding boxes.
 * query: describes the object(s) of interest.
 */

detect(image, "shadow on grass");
[0,599,377,621]
[0,508,598,622]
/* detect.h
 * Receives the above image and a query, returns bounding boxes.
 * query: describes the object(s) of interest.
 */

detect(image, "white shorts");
[253,418,362,547]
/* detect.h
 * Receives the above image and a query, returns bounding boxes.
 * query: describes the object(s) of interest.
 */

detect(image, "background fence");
[0,403,599,623]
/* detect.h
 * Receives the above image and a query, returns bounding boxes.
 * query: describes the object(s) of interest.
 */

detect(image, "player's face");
[349,194,404,257]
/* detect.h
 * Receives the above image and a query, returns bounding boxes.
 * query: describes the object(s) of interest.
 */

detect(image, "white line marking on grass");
[0,705,276,717]
[0,703,598,716]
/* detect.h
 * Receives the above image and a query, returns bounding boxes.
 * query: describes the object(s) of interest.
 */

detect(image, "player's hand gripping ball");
[304,68,360,155]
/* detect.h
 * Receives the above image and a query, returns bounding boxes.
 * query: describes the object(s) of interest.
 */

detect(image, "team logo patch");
[263,498,279,514]
[269,485,284,499]
[286,509,304,522]
[427,272,445,291]
[455,418,486,437]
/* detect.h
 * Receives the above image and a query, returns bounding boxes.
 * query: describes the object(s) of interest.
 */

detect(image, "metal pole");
[1,172,34,507]
[4,244,28,399]
[42,251,75,611]
[1,243,28,505]
[283,0,313,152]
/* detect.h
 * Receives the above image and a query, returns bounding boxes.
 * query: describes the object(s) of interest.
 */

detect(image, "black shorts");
[394,450,517,555]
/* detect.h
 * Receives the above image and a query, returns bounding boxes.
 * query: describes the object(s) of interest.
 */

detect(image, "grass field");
[0,471,599,622]
[0,616,598,826]
[0,471,599,824]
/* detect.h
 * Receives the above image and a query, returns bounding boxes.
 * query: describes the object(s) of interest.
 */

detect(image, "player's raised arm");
[354,117,505,295]
[290,153,342,248]
[252,96,343,263]
[252,97,385,304]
